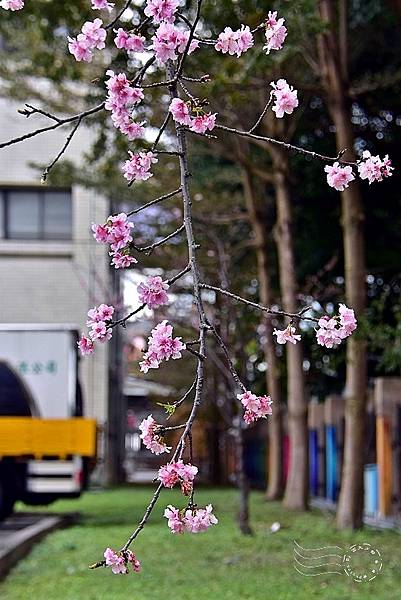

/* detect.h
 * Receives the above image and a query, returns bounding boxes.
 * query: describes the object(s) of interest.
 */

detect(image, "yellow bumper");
[0,418,97,459]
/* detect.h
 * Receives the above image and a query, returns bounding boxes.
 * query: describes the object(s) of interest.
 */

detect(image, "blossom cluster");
[358,150,394,184]
[158,460,198,495]
[138,276,169,309]
[92,0,114,12]
[78,303,115,356]
[1,0,24,10]
[114,28,145,53]
[151,22,199,64]
[103,548,141,575]
[271,79,298,119]
[325,151,393,191]
[139,414,171,454]
[164,504,218,534]
[264,11,287,54]
[144,0,179,24]
[68,18,107,62]
[215,25,254,57]
[316,304,357,348]
[273,324,301,345]
[92,212,136,269]
[105,70,145,141]
[238,391,273,424]
[122,151,158,182]
[169,98,217,134]
[139,320,185,373]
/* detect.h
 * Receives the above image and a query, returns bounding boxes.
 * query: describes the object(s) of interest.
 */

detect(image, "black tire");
[0,466,16,520]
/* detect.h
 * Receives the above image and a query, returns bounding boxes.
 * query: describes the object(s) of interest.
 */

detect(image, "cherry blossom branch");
[111,264,191,327]
[0,102,105,150]
[127,187,182,216]
[208,323,246,393]
[200,283,318,323]
[105,0,135,30]
[132,222,185,254]
[41,117,82,182]
[213,124,353,166]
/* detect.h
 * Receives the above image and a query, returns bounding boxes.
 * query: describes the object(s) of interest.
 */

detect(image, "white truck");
[0,325,97,519]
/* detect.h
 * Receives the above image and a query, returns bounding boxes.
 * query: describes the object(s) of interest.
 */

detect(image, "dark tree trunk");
[270,147,309,511]
[318,0,367,529]
[241,165,284,500]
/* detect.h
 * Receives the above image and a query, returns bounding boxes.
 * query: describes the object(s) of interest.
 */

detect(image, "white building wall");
[0,98,110,424]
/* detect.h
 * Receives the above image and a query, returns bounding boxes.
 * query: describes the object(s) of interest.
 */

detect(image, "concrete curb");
[0,512,79,580]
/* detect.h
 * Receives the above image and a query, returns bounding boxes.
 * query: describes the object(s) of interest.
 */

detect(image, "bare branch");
[127,187,182,216]
[200,283,318,323]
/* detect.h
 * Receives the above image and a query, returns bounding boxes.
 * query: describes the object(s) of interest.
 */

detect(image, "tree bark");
[318,0,367,529]
[269,146,309,511]
[241,165,284,500]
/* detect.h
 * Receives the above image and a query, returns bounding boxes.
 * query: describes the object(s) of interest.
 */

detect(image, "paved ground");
[0,512,78,580]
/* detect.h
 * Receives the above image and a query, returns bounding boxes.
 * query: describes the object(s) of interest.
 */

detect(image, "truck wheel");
[0,472,15,520]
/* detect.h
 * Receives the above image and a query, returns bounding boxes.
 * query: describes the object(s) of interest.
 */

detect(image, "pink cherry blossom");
[158,460,198,490]
[1,0,24,10]
[236,25,254,55]
[238,390,273,424]
[140,320,185,372]
[68,37,93,62]
[215,27,239,56]
[151,23,198,64]
[68,19,107,62]
[89,321,112,342]
[215,25,254,57]
[144,0,179,24]
[357,150,394,184]
[105,70,145,140]
[139,414,171,454]
[315,304,357,348]
[103,548,141,575]
[110,251,137,269]
[138,276,169,308]
[184,504,218,533]
[273,325,301,345]
[86,303,114,326]
[339,303,357,336]
[316,316,343,348]
[122,151,158,182]
[164,505,185,534]
[114,28,145,52]
[325,162,355,191]
[189,113,217,134]
[164,504,218,534]
[126,550,141,572]
[77,335,94,356]
[169,98,192,126]
[91,0,114,12]
[104,548,127,575]
[92,212,135,269]
[81,19,107,49]
[271,79,298,118]
[264,10,287,54]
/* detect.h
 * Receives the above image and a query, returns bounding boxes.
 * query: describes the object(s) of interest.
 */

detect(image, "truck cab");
[0,325,97,519]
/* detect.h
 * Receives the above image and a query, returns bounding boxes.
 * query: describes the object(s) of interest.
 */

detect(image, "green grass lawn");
[0,486,400,600]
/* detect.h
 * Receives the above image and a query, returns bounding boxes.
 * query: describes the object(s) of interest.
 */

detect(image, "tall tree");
[317,0,367,528]
[239,155,284,500]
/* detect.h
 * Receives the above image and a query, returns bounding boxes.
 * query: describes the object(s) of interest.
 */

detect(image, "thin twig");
[105,0,134,30]
[42,117,82,182]
[0,103,105,150]
[127,187,182,216]
[133,223,185,254]
[200,283,318,323]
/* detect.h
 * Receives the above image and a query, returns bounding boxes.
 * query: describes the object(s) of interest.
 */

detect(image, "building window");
[0,188,72,240]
